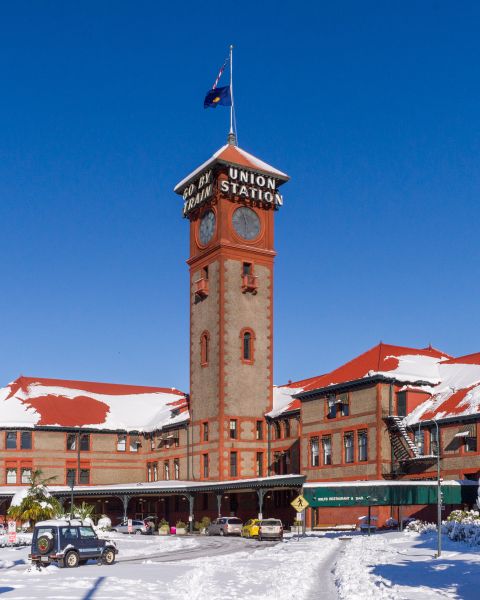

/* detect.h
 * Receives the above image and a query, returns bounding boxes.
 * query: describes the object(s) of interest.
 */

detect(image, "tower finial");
[227,131,237,145]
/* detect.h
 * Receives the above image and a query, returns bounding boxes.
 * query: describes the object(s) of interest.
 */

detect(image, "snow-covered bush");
[443,510,480,545]
[97,515,112,531]
[405,519,437,534]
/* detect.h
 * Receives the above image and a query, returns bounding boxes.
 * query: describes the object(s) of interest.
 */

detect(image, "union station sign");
[182,166,284,217]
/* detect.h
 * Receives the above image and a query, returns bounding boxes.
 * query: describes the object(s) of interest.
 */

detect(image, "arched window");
[200,331,209,366]
[240,328,255,363]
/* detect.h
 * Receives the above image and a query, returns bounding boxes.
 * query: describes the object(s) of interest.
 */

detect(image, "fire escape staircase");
[384,416,435,465]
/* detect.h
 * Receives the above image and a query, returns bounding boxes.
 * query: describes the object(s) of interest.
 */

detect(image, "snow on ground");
[335,530,480,600]
[0,534,339,600]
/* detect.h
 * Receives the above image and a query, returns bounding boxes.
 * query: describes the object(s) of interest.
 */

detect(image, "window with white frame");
[174,459,180,480]
[6,468,17,484]
[310,437,319,467]
[21,467,32,484]
[358,430,368,462]
[322,436,332,465]
[117,434,126,452]
[164,461,170,481]
[344,432,354,463]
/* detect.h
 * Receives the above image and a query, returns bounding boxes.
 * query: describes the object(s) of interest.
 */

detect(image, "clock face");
[232,206,260,241]
[199,210,216,245]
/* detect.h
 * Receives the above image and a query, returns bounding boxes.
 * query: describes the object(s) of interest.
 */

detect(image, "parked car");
[242,518,283,541]
[111,519,148,535]
[29,519,118,568]
[206,517,243,536]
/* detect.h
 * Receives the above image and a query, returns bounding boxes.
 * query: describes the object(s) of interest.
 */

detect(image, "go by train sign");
[182,166,284,217]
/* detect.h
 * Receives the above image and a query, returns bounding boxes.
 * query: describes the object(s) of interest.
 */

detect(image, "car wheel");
[102,548,116,565]
[64,551,79,568]
[135,529,142,535]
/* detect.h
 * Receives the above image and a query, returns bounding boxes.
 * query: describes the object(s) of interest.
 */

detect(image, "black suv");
[29,519,118,568]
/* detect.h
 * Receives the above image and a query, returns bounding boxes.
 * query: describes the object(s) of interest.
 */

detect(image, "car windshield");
[227,518,242,524]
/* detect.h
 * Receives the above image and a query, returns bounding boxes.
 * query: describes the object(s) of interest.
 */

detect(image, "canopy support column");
[186,493,195,533]
[216,492,223,518]
[257,488,266,519]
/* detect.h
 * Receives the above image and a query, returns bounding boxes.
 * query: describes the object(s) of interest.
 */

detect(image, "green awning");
[303,481,478,507]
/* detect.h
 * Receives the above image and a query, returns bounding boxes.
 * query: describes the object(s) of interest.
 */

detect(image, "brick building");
[1,138,479,527]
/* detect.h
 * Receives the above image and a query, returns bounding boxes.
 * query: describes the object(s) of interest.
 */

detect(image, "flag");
[204,85,232,109]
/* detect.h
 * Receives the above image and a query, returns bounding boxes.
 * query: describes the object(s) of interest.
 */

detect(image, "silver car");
[258,519,283,541]
[207,517,243,536]
[112,519,147,535]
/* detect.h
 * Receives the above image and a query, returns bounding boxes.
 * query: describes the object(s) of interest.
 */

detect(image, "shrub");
[176,520,187,529]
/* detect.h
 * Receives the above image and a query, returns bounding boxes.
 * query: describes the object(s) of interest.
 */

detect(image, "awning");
[454,423,476,438]
[303,480,478,507]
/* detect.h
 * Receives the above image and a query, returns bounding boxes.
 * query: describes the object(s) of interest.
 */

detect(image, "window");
[242,262,252,276]
[358,430,368,462]
[130,436,139,452]
[344,432,354,463]
[273,451,281,475]
[430,427,439,456]
[310,437,320,467]
[79,469,90,484]
[202,265,209,280]
[274,422,282,440]
[147,463,152,482]
[201,331,209,366]
[322,436,332,465]
[66,468,76,486]
[6,432,17,449]
[230,452,237,477]
[465,424,477,453]
[338,393,349,417]
[20,431,32,450]
[326,396,337,419]
[414,430,424,455]
[164,461,170,481]
[241,330,254,362]
[150,434,156,451]
[21,467,32,484]
[153,462,158,481]
[80,434,90,452]
[202,422,209,442]
[67,433,77,451]
[284,420,291,438]
[229,419,237,439]
[397,392,407,417]
[79,526,96,539]
[203,454,209,478]
[6,468,17,484]
[256,452,264,477]
[174,431,180,447]
[60,527,79,542]
[174,458,180,480]
[117,434,126,452]
[256,420,264,440]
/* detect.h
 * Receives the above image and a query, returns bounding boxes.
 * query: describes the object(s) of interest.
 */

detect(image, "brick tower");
[174,137,289,480]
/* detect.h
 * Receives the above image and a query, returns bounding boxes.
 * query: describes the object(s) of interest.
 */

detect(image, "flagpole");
[228,44,236,145]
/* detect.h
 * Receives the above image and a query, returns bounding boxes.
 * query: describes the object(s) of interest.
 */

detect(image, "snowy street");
[1,531,480,599]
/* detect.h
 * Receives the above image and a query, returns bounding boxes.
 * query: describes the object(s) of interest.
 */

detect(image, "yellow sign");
[290,495,309,512]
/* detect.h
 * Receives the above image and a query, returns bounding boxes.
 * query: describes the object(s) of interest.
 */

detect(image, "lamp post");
[69,477,75,519]
[434,418,442,558]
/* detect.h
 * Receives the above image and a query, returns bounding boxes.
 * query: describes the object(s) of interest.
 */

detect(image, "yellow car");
[241,519,261,539]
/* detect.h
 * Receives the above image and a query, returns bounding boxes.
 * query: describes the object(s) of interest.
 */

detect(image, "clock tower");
[174,137,289,480]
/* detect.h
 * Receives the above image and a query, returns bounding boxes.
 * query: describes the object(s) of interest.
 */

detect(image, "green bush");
[176,520,187,529]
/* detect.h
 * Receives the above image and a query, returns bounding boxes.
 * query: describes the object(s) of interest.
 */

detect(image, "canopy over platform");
[303,480,478,507]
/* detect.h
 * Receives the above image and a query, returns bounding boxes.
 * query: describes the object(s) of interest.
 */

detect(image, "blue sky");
[1,1,479,390]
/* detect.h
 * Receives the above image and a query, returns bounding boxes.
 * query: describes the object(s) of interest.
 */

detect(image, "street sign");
[290,495,309,512]
[7,521,16,544]
[127,518,133,534]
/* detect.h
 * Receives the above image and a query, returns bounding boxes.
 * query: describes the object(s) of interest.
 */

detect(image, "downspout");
[267,419,271,476]
[389,383,394,476]
[186,424,190,480]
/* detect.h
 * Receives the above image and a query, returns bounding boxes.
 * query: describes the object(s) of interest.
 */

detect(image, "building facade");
[1,139,479,527]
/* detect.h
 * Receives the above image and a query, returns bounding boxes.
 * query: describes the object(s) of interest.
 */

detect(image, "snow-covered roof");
[36,519,84,527]
[406,353,480,425]
[0,376,189,433]
[267,375,325,419]
[298,343,451,394]
[174,143,289,193]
